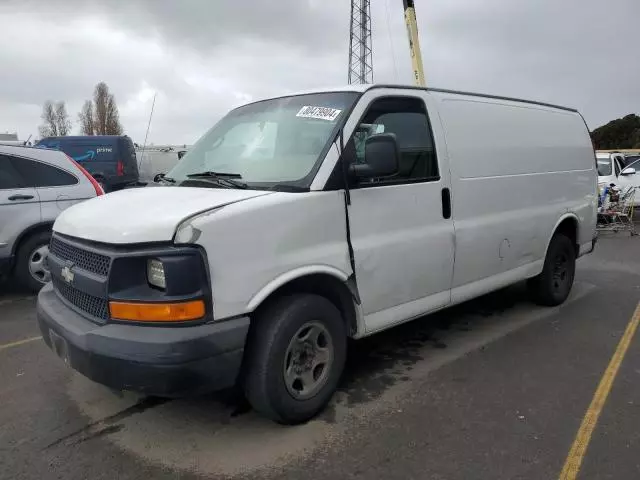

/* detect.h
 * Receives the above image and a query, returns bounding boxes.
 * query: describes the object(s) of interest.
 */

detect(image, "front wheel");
[528,233,576,306]
[243,294,347,425]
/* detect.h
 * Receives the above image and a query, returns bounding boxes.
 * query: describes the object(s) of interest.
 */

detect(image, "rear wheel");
[243,294,347,425]
[15,231,52,293]
[528,233,576,306]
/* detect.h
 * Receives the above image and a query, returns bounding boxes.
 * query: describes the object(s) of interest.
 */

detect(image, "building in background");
[0,132,29,146]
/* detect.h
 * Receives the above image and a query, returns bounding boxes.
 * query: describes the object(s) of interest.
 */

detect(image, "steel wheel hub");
[284,322,334,400]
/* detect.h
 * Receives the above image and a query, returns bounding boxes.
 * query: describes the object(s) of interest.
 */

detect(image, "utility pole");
[348,0,373,84]
[402,0,426,86]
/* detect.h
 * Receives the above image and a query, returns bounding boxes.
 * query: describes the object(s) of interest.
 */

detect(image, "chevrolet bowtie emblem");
[61,266,75,284]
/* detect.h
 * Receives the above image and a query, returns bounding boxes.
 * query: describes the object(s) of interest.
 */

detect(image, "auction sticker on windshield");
[296,106,342,122]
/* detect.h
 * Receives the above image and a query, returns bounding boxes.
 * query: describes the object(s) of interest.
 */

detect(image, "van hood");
[53,186,271,244]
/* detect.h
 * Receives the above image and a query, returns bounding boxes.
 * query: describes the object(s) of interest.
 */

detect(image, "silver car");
[0,145,102,291]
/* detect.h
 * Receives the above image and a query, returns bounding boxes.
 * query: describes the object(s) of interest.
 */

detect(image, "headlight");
[147,259,166,289]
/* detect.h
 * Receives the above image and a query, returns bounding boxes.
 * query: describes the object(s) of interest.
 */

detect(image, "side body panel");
[189,191,352,322]
[430,91,597,304]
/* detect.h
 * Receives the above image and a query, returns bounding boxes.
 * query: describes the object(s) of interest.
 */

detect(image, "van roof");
[271,84,577,113]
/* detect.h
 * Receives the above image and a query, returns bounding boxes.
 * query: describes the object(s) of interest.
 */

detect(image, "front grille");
[50,236,111,277]
[53,277,109,322]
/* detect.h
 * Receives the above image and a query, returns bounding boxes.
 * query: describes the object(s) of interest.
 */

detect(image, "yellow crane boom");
[402,0,426,87]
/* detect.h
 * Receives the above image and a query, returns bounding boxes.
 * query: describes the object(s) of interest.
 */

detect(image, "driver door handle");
[8,194,34,201]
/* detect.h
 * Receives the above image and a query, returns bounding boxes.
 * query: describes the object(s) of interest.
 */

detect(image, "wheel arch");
[247,266,361,337]
[11,222,54,257]
[546,214,580,259]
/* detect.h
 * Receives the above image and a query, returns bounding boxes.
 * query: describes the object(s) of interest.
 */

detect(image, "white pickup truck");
[37,84,598,424]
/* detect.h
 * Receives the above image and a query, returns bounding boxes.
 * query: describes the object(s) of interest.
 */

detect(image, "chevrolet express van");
[37,85,598,424]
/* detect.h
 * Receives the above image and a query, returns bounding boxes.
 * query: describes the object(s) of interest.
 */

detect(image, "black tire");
[243,294,347,425]
[15,230,52,293]
[528,233,576,306]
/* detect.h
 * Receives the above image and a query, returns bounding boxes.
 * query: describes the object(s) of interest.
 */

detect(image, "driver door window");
[347,96,439,186]
[345,93,455,328]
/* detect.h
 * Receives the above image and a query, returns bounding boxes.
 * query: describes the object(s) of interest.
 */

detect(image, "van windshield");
[168,92,359,190]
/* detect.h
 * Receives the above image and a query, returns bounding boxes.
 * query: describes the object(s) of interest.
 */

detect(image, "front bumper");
[37,284,250,396]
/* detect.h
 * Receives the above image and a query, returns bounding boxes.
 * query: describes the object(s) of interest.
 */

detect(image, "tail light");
[66,155,104,196]
[117,160,124,176]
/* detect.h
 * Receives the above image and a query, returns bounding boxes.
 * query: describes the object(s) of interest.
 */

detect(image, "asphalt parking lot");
[2,233,640,480]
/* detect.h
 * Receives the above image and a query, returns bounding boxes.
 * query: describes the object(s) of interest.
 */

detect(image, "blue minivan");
[36,135,139,192]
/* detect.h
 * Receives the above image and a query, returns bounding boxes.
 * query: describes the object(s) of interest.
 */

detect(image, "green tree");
[591,114,640,149]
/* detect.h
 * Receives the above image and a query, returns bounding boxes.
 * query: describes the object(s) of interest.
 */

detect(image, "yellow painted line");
[559,302,640,480]
[0,336,42,352]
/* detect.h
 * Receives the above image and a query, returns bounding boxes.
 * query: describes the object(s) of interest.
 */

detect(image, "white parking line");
[0,296,35,307]
[0,336,42,352]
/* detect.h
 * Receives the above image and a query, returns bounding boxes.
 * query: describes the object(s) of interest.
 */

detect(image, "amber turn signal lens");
[109,300,205,322]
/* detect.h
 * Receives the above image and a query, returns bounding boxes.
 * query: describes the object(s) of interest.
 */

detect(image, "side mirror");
[153,173,165,183]
[621,167,636,176]
[349,133,400,179]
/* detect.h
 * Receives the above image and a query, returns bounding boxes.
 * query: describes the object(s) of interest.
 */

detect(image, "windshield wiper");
[186,171,247,189]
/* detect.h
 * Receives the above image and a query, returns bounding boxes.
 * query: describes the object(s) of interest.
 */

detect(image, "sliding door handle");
[441,188,451,219]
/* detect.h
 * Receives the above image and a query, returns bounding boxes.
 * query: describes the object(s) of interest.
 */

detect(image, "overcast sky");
[0,0,638,145]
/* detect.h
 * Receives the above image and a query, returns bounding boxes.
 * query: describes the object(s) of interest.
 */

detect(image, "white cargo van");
[37,85,598,424]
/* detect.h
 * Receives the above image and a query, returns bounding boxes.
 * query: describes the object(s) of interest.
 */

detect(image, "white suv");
[0,145,103,291]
